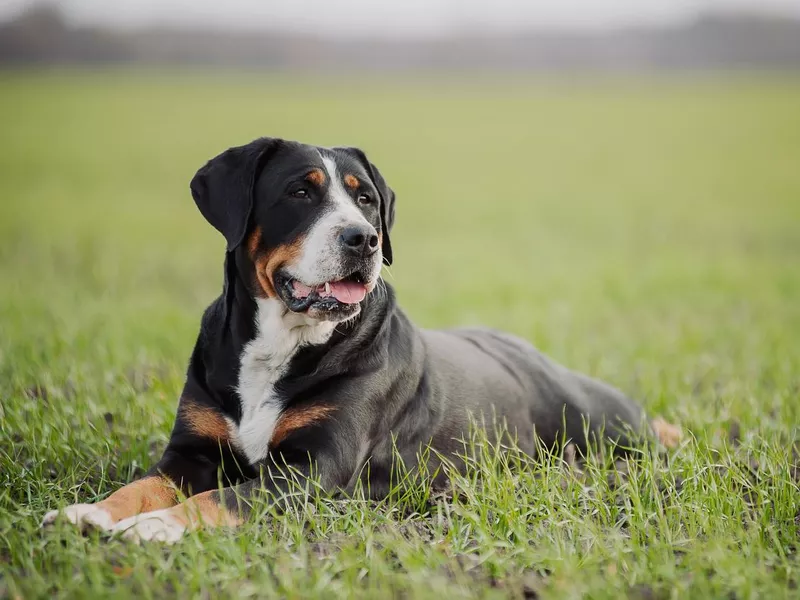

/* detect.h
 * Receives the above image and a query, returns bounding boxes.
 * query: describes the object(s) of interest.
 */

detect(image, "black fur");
[149,138,650,516]
[190,138,281,252]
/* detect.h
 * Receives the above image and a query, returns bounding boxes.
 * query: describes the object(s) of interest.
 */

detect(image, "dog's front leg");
[108,486,241,544]
[110,458,324,543]
[112,414,356,544]
[40,472,180,532]
[41,393,237,532]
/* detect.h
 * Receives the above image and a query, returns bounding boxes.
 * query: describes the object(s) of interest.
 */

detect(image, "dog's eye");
[358,193,374,205]
[292,188,309,199]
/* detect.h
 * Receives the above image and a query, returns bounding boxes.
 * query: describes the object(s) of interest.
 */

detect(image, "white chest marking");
[234,298,336,464]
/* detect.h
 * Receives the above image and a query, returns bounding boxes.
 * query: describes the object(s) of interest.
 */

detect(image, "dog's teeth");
[324,282,331,294]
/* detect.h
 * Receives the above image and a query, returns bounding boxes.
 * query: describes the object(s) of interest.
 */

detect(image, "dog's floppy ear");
[190,137,280,252]
[336,147,396,266]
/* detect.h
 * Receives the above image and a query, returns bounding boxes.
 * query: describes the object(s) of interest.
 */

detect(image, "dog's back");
[420,326,647,457]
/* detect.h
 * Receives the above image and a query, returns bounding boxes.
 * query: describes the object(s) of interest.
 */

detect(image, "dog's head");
[191,138,395,322]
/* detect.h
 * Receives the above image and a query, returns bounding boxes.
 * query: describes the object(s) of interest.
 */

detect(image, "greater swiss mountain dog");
[42,138,681,543]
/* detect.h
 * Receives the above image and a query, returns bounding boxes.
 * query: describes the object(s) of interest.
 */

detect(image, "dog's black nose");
[340,225,379,257]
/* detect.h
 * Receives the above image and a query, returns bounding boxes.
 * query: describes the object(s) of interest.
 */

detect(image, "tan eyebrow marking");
[306,169,326,186]
[343,174,359,190]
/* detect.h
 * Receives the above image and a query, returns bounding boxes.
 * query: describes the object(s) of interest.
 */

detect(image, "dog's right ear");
[190,138,281,252]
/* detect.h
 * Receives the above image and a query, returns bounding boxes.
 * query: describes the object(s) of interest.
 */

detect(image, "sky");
[2,0,799,37]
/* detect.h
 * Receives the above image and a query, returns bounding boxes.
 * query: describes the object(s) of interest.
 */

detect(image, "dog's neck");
[245,297,339,365]
[199,251,396,423]
[218,261,393,464]
[230,295,337,462]
[224,255,338,365]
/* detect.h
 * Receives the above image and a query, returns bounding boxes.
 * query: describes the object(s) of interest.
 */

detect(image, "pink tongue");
[326,281,367,304]
[291,280,367,304]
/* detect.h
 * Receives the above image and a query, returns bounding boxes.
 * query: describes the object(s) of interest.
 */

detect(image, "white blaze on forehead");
[321,155,371,227]
[291,153,377,285]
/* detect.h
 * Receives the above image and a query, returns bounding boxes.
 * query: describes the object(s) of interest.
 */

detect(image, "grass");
[1,70,799,599]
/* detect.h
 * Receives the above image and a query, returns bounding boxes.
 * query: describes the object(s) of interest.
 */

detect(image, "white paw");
[41,504,115,531]
[112,509,187,544]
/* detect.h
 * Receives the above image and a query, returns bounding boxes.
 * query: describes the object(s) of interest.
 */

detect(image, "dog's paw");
[41,504,115,531]
[112,509,187,544]
[651,417,683,449]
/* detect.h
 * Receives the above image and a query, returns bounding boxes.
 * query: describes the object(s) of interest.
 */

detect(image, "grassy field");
[1,71,799,599]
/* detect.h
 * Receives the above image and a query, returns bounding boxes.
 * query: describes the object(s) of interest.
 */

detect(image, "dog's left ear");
[190,137,281,252]
[336,147,396,266]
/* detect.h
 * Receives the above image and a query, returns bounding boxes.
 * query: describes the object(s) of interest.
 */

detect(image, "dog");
[41,137,681,543]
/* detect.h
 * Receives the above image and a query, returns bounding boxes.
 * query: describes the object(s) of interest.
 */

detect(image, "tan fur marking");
[165,490,242,529]
[651,417,683,449]
[180,398,230,442]
[95,476,178,523]
[248,226,306,299]
[247,226,263,259]
[343,174,359,190]
[270,404,337,447]
[306,168,326,186]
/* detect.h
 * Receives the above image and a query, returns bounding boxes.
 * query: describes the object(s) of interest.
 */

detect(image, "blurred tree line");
[2,3,800,71]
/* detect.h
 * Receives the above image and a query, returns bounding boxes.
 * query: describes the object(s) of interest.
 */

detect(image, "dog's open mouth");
[275,270,369,315]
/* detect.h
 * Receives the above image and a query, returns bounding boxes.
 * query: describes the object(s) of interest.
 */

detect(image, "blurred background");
[3,1,800,70]
[1,0,798,431]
